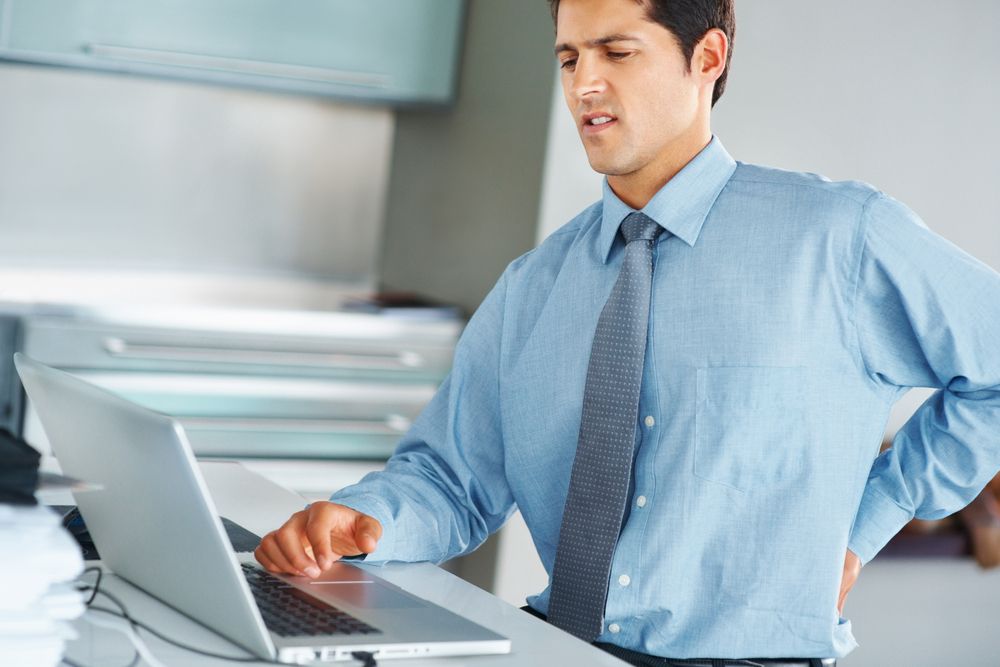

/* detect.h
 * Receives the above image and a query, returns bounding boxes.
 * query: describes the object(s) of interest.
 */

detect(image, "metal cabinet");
[0,0,466,106]
[20,307,460,459]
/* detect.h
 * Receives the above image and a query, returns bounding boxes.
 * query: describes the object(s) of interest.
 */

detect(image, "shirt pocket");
[694,365,815,494]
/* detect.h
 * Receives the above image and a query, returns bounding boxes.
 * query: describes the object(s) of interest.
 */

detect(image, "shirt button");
[618,574,631,587]
[608,623,621,634]
[636,495,647,508]
[644,415,655,428]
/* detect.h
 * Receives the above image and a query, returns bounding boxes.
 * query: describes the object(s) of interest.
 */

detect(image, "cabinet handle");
[178,415,411,436]
[85,43,391,89]
[103,337,425,371]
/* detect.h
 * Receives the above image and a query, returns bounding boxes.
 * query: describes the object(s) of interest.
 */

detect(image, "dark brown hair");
[548,0,736,107]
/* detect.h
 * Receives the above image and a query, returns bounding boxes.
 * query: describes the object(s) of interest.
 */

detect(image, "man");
[256,0,1000,664]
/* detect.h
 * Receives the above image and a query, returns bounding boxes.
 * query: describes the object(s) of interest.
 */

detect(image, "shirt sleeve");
[847,191,1000,565]
[328,271,515,564]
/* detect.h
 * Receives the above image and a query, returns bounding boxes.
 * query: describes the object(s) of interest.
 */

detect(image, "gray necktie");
[547,211,663,642]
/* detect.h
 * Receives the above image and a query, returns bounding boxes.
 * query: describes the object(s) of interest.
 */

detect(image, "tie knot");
[620,212,663,244]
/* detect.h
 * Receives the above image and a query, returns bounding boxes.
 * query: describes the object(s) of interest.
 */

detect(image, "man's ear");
[695,28,728,82]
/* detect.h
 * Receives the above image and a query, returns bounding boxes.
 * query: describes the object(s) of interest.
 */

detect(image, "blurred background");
[1,1,998,664]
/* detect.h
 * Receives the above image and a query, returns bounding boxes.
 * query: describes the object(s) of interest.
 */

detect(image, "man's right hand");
[254,501,382,578]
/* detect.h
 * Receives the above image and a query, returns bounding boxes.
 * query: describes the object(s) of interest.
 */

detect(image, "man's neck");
[607,130,713,210]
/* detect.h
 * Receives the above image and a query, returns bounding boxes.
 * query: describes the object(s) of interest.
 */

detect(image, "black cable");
[124,649,142,667]
[79,566,103,605]
[80,565,279,664]
[76,567,377,665]
[68,568,139,667]
[351,651,378,667]
[91,601,282,665]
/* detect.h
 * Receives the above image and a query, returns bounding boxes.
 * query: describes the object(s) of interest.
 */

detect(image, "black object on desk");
[0,427,40,505]
[52,505,263,559]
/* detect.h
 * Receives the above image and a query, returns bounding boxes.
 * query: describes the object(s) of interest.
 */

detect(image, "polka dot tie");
[547,211,663,642]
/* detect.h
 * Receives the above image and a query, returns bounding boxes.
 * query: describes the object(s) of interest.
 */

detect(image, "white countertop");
[58,461,628,666]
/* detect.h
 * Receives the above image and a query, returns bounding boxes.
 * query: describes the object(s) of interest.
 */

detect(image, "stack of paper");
[0,504,85,667]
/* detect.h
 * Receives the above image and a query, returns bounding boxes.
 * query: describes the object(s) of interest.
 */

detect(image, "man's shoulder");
[504,199,603,278]
[729,161,880,209]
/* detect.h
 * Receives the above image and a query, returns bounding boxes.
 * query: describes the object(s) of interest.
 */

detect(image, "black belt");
[596,641,836,667]
[521,605,836,667]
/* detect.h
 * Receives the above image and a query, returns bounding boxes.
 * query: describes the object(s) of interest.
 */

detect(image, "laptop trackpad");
[308,580,421,609]
[304,563,422,609]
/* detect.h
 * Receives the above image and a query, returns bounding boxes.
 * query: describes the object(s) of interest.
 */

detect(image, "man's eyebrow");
[554,34,643,56]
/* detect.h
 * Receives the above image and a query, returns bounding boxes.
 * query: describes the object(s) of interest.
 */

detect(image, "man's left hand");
[837,549,861,616]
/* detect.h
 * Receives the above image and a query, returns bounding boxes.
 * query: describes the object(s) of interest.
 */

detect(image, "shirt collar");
[598,134,737,263]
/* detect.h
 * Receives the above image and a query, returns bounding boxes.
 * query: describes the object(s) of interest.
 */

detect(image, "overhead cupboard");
[0,0,467,106]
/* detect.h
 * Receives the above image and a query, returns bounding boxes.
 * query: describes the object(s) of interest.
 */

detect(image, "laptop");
[15,353,511,663]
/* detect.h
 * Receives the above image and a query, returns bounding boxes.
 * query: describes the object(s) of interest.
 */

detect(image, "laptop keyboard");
[241,564,382,637]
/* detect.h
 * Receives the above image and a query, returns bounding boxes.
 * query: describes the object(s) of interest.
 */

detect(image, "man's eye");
[560,59,577,70]
[607,51,630,60]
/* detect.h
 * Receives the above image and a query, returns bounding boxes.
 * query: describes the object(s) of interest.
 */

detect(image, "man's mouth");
[582,112,618,135]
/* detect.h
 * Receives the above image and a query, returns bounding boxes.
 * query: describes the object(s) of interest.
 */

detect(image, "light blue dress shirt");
[331,136,1000,659]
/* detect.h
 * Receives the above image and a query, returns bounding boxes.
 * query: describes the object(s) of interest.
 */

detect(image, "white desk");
[57,461,627,666]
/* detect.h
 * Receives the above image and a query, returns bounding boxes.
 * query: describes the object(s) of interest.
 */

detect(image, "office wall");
[379,0,556,315]
[0,62,392,285]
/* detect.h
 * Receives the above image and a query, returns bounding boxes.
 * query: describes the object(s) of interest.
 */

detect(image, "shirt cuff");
[327,492,397,564]
[847,483,914,566]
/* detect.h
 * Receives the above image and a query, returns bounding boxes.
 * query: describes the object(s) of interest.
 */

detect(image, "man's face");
[555,0,704,178]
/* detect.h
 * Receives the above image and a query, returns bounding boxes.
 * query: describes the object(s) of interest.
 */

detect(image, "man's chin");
[587,158,633,177]
[583,146,638,176]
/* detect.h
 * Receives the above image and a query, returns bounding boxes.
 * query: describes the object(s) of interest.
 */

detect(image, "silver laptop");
[15,353,511,664]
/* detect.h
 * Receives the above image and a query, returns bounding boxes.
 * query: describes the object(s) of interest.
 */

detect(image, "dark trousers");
[519,605,836,667]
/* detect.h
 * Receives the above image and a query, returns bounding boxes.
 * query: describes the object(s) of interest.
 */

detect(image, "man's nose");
[571,55,607,100]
